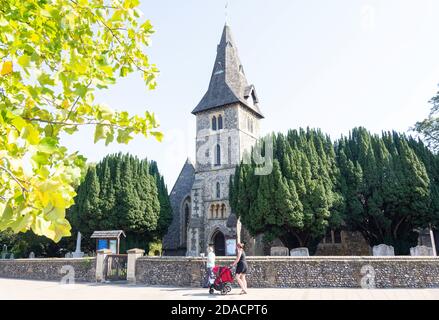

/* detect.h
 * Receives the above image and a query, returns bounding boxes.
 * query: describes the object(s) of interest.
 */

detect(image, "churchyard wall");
[0,258,96,282]
[2,256,439,288]
[135,256,439,288]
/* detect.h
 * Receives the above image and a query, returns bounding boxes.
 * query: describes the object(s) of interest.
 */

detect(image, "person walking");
[231,242,248,294]
[204,245,216,288]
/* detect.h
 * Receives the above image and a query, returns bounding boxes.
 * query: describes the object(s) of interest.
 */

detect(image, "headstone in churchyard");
[1,245,7,259]
[372,244,395,256]
[29,252,35,259]
[72,231,84,258]
[410,245,434,256]
[290,247,309,256]
[9,253,14,259]
[65,252,73,258]
[270,246,289,256]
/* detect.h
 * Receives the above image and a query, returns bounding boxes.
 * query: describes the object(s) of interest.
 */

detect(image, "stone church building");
[162,25,375,257]
[163,25,439,257]
[163,24,263,256]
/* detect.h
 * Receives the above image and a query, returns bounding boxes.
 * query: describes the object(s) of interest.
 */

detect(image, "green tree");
[231,129,342,252]
[407,137,439,227]
[414,85,439,152]
[149,161,172,238]
[232,127,437,255]
[0,0,163,242]
[337,128,431,254]
[67,153,169,253]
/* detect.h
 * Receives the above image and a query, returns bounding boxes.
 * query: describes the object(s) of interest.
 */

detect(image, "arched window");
[215,204,220,219]
[218,115,223,130]
[215,144,221,166]
[182,198,191,245]
[212,116,217,131]
[216,182,220,199]
[185,204,190,228]
[210,205,214,219]
[221,204,226,219]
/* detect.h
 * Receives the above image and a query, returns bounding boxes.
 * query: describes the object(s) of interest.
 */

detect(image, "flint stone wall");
[0,258,96,282]
[135,256,439,288]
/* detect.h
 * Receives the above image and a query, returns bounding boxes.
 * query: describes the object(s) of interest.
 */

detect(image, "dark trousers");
[203,267,213,288]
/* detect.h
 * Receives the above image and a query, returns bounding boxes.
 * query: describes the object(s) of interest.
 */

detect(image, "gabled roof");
[168,158,195,197]
[90,230,126,239]
[226,212,238,228]
[192,24,264,118]
[163,159,195,251]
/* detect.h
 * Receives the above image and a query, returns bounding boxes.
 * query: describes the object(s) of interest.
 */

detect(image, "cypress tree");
[337,128,431,254]
[230,127,437,255]
[231,129,342,253]
[68,153,170,252]
[149,161,172,238]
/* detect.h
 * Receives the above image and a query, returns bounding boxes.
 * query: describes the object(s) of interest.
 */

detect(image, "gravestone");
[29,252,35,259]
[410,245,434,256]
[270,246,289,256]
[1,244,7,259]
[9,253,14,259]
[65,252,73,258]
[72,231,84,258]
[372,244,395,256]
[290,247,309,256]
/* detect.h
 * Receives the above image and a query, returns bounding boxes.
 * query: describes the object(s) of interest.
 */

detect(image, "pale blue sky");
[61,0,439,189]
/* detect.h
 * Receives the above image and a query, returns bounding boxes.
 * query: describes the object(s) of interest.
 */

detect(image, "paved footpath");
[1,279,439,300]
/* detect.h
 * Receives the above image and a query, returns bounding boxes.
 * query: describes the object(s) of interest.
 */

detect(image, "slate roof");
[226,212,238,228]
[192,24,264,118]
[162,159,195,251]
[90,230,126,239]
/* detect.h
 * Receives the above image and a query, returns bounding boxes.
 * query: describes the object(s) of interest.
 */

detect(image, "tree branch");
[0,165,28,194]
[68,0,150,75]
[22,117,137,132]
[393,216,406,239]
[64,81,92,122]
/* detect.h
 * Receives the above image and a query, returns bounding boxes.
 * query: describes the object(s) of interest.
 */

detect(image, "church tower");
[186,24,264,256]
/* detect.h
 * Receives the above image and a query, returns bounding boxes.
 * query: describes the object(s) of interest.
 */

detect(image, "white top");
[207,251,216,268]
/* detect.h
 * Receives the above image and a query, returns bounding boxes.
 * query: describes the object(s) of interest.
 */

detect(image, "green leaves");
[123,0,140,9]
[67,153,170,252]
[233,127,437,254]
[0,205,14,230]
[21,123,40,145]
[414,86,439,152]
[337,128,432,254]
[151,131,164,142]
[36,137,58,153]
[94,123,107,143]
[0,0,162,242]
[232,129,341,249]
[17,55,31,68]
[37,73,55,87]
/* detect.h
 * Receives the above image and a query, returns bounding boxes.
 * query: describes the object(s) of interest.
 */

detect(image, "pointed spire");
[192,25,263,118]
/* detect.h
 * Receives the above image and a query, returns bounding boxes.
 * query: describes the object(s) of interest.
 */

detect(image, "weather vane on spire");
[225,1,229,25]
